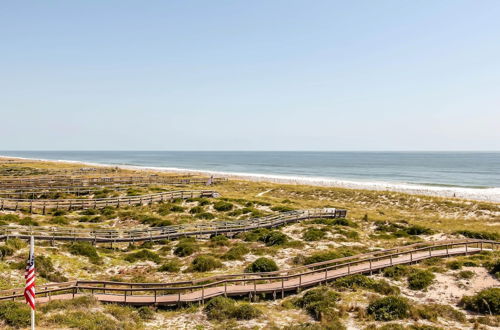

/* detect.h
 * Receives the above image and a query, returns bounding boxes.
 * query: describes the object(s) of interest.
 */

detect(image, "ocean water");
[1,151,499,189]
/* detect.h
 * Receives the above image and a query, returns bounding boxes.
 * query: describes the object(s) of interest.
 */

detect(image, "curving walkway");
[0,209,347,243]
[0,189,218,213]
[0,239,496,306]
[0,175,226,189]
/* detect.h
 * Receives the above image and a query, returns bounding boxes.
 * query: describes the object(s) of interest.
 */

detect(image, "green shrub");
[125,249,161,263]
[271,205,295,212]
[169,205,185,212]
[68,242,101,264]
[245,257,278,273]
[243,228,270,242]
[407,270,435,290]
[5,238,27,249]
[231,303,262,320]
[460,288,500,314]
[302,228,327,241]
[19,217,39,226]
[303,248,357,265]
[383,265,412,280]
[210,235,230,247]
[486,259,500,279]
[456,270,475,280]
[405,225,432,235]
[294,287,341,321]
[0,245,14,260]
[412,303,466,322]
[52,209,67,216]
[81,209,99,216]
[446,260,463,270]
[261,231,289,246]
[333,274,400,295]
[196,212,215,219]
[0,214,20,223]
[455,230,499,241]
[223,244,250,260]
[47,310,120,329]
[367,296,410,321]
[152,219,173,227]
[196,198,211,206]
[189,206,204,214]
[158,259,182,272]
[99,206,116,217]
[174,242,198,257]
[204,296,261,320]
[213,201,233,212]
[50,216,70,225]
[333,218,356,227]
[40,295,98,312]
[204,296,235,320]
[137,306,155,320]
[35,255,68,282]
[227,209,244,217]
[191,255,223,272]
[0,301,31,327]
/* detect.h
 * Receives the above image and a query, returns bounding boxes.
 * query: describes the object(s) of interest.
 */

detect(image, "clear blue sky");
[1,1,499,151]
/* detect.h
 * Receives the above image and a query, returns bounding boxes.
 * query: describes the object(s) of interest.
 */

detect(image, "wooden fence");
[0,175,227,189]
[0,239,496,306]
[0,190,218,214]
[0,208,347,243]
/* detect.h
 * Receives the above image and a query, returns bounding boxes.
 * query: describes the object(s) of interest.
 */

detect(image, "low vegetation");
[204,297,261,320]
[367,296,410,321]
[0,159,499,329]
[245,257,279,273]
[460,288,500,315]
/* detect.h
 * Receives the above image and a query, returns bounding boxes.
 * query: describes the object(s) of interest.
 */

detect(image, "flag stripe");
[24,243,35,311]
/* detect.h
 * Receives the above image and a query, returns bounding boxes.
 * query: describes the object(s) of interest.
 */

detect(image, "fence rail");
[0,175,227,189]
[0,190,218,214]
[0,208,347,242]
[0,239,496,306]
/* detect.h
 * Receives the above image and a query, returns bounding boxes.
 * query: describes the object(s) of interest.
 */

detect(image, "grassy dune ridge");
[0,158,498,329]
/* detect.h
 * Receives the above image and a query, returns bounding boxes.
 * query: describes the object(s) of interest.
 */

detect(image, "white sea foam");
[2,155,499,202]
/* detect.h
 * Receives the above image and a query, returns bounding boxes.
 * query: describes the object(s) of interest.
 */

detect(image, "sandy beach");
[2,155,499,203]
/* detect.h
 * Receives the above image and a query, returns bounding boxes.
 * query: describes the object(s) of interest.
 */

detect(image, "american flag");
[24,238,36,311]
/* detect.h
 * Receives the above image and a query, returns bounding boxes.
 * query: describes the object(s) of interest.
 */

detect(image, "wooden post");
[281,278,284,298]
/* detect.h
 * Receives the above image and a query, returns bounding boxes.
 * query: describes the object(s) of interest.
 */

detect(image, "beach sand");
[1,155,499,203]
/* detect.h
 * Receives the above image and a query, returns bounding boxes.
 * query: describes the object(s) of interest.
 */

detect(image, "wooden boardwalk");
[0,239,496,306]
[0,175,226,189]
[0,209,347,243]
[0,189,219,213]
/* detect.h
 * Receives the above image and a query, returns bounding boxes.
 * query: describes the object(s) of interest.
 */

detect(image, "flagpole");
[30,235,35,330]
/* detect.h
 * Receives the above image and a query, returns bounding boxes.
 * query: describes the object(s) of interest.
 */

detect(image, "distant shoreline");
[1,154,499,203]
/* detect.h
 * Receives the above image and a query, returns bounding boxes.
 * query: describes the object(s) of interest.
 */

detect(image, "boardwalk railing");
[0,209,347,243]
[0,190,218,213]
[0,239,496,305]
[0,175,227,189]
